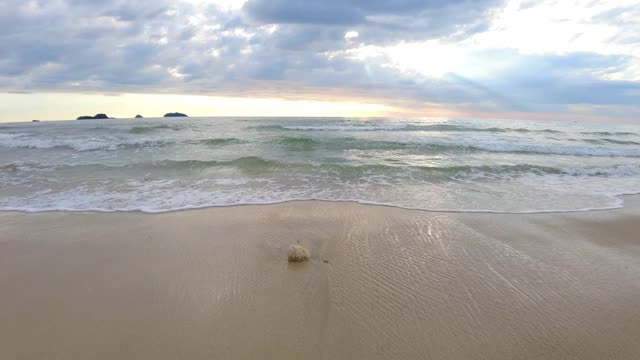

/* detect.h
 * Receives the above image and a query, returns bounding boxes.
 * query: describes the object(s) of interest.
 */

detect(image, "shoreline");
[1,193,639,215]
[1,199,640,359]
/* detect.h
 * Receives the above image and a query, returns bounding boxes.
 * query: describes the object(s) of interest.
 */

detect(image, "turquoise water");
[0,117,639,213]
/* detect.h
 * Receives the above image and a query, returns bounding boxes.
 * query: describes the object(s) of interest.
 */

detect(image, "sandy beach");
[1,199,640,360]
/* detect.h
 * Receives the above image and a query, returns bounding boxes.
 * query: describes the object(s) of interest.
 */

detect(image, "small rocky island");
[135,115,143,118]
[77,113,109,120]
[164,112,188,118]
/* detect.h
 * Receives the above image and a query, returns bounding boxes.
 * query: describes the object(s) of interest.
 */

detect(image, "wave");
[3,130,640,157]
[0,163,19,172]
[598,138,640,146]
[272,136,640,157]
[560,164,640,177]
[2,196,634,215]
[570,137,640,146]
[580,131,637,136]
[249,124,290,131]
[276,136,320,151]
[194,138,247,146]
[152,157,278,171]
[0,158,279,175]
[0,133,29,139]
[7,157,640,180]
[276,136,472,152]
[0,138,176,151]
[3,157,639,214]
[317,163,640,179]
[461,141,640,157]
[252,124,564,134]
[129,125,176,134]
[0,135,244,151]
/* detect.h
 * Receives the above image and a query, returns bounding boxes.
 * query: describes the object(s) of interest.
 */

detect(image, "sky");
[0,0,638,122]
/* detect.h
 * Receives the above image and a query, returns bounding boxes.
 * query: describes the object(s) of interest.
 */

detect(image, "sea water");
[0,117,639,213]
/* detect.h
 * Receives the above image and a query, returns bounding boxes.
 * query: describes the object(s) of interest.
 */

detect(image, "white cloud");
[346,0,640,82]
[465,0,639,56]
[347,41,466,78]
[344,31,359,40]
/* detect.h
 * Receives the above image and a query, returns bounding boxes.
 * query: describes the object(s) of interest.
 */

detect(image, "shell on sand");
[288,244,310,263]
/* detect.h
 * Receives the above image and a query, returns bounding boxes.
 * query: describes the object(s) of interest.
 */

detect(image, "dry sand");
[1,198,640,359]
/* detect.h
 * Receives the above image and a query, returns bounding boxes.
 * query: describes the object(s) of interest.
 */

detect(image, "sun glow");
[0,93,392,122]
[349,40,464,78]
[386,41,463,78]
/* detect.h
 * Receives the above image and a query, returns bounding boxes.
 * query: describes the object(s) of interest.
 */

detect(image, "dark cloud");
[244,0,505,45]
[244,0,501,25]
[470,51,640,106]
[244,1,363,25]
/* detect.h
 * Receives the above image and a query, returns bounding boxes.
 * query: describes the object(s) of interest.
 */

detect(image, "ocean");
[1,117,639,213]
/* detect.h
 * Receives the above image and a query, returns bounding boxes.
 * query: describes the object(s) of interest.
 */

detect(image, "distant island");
[74,113,187,119]
[164,112,188,118]
[77,113,109,120]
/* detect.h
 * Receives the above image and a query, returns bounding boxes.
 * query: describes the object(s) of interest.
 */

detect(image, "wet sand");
[1,198,640,359]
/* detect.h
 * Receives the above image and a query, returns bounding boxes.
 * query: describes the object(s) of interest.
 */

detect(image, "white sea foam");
[0,135,176,151]
[282,124,410,131]
[1,167,638,213]
[562,164,640,177]
[459,139,640,157]
[0,188,633,214]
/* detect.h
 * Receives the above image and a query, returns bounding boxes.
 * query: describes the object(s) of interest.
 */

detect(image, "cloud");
[465,50,640,107]
[244,0,505,45]
[243,0,502,27]
[244,1,363,25]
[0,0,638,119]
